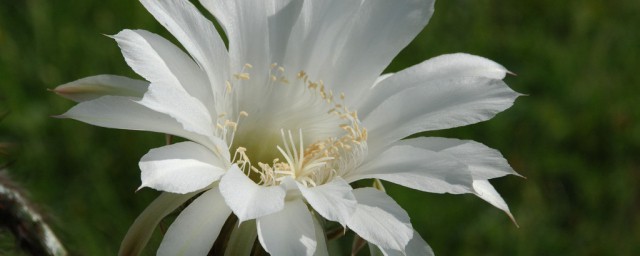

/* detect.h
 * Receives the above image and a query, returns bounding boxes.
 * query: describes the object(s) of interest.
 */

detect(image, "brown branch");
[0,170,67,256]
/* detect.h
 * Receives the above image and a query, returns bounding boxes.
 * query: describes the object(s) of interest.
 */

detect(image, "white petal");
[346,145,473,194]
[224,220,257,256]
[265,0,304,66]
[376,230,434,256]
[58,95,224,153]
[113,29,216,137]
[283,0,360,72]
[53,75,148,102]
[285,0,434,102]
[139,142,226,194]
[297,177,356,226]
[158,188,232,256]
[399,137,520,180]
[140,0,230,97]
[113,29,213,110]
[365,76,520,150]
[473,180,517,224]
[396,138,518,221]
[118,192,194,256]
[257,199,317,256]
[200,0,271,72]
[359,53,511,116]
[347,188,413,251]
[219,166,286,222]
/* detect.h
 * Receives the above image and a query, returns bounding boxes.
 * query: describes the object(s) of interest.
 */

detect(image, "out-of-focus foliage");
[0,0,638,255]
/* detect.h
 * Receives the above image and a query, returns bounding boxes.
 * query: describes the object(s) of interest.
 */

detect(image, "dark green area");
[1,0,638,255]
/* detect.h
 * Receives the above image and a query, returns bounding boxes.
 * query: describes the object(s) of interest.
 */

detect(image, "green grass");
[1,0,639,255]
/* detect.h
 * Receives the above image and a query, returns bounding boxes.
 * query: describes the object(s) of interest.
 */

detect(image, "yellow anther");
[225,81,233,93]
[239,111,249,117]
[244,63,253,69]
[234,73,251,80]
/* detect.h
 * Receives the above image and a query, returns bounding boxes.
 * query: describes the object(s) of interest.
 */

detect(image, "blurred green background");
[1,0,639,255]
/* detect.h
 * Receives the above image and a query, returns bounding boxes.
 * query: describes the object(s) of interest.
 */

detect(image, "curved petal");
[398,137,520,180]
[58,95,224,153]
[364,76,520,150]
[219,165,286,223]
[347,188,413,251]
[358,53,511,116]
[376,230,434,256]
[158,188,232,256]
[284,0,434,102]
[473,180,517,225]
[113,29,216,136]
[397,138,518,222]
[53,75,148,102]
[139,142,226,194]
[140,0,229,97]
[257,199,317,256]
[297,177,356,226]
[346,145,473,194]
[119,192,195,256]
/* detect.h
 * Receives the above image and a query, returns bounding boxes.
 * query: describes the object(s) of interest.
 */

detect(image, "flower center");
[219,64,368,187]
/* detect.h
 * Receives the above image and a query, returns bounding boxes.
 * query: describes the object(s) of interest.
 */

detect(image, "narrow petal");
[113,29,213,110]
[473,180,517,224]
[257,199,317,256]
[399,137,520,180]
[297,177,357,226]
[365,76,520,151]
[59,95,227,158]
[361,53,521,150]
[398,137,519,221]
[284,0,434,102]
[53,75,148,102]
[219,166,286,222]
[312,215,329,256]
[119,192,195,256]
[224,220,257,256]
[347,188,413,251]
[113,29,216,137]
[140,0,230,97]
[158,188,232,256]
[346,145,473,194]
[358,53,511,116]
[375,230,434,256]
[139,142,226,194]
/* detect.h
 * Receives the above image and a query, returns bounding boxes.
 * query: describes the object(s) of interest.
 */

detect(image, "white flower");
[55,0,522,255]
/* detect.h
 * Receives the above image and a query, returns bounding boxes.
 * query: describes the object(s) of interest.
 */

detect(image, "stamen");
[225,65,368,187]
